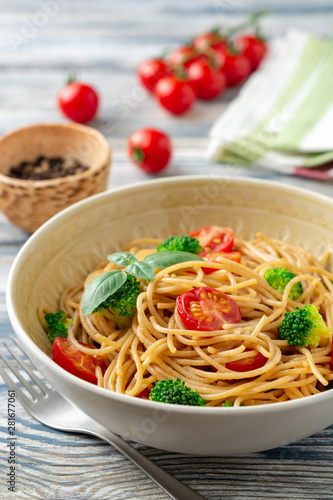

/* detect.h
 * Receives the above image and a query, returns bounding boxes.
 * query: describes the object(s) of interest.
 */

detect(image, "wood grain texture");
[1,1,333,499]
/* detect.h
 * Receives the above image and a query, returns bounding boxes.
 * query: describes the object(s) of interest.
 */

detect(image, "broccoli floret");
[45,310,72,343]
[278,304,331,347]
[93,274,140,329]
[157,236,202,254]
[149,378,205,406]
[264,267,303,301]
[222,400,234,407]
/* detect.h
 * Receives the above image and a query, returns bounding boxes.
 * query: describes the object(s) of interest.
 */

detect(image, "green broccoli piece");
[149,378,205,406]
[45,310,72,343]
[222,400,234,407]
[157,236,202,254]
[93,274,141,329]
[264,267,303,301]
[278,304,331,347]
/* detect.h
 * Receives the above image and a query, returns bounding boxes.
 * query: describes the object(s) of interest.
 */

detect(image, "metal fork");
[0,339,206,500]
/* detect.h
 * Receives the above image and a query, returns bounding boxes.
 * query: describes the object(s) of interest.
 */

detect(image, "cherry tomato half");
[58,81,99,123]
[52,337,107,384]
[235,35,267,72]
[177,286,242,331]
[225,351,267,372]
[200,250,241,275]
[189,226,235,253]
[137,58,169,92]
[135,387,151,399]
[154,75,196,115]
[187,59,227,100]
[128,128,172,173]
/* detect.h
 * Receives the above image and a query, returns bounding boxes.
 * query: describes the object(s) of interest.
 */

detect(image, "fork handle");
[82,426,207,500]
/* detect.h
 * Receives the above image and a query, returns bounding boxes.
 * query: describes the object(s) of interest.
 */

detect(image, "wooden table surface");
[1,1,333,499]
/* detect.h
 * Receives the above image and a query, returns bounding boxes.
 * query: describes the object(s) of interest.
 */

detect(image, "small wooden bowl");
[0,123,111,233]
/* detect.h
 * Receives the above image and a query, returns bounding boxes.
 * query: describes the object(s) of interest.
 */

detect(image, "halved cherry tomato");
[135,387,151,399]
[225,351,267,372]
[52,337,107,384]
[177,286,242,331]
[200,250,241,275]
[189,226,235,253]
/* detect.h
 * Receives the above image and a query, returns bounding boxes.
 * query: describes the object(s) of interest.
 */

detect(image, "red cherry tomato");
[154,75,196,115]
[225,351,267,372]
[52,337,107,384]
[167,46,201,68]
[177,286,242,331]
[187,59,227,100]
[190,226,235,253]
[128,128,172,173]
[58,81,99,123]
[200,250,241,275]
[135,387,151,399]
[235,35,267,72]
[192,32,227,52]
[192,33,227,69]
[137,58,169,92]
[222,50,251,86]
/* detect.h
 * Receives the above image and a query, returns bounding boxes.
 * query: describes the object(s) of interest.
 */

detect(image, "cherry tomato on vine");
[189,226,235,253]
[235,35,267,72]
[58,78,99,123]
[225,351,267,372]
[192,32,227,69]
[128,128,172,173]
[52,337,107,384]
[177,286,242,331]
[137,58,169,92]
[167,45,201,68]
[187,59,227,100]
[154,75,196,115]
[223,50,251,86]
[192,31,227,52]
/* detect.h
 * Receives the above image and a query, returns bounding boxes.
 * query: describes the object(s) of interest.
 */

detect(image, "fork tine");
[0,345,40,400]
[0,354,34,408]
[9,339,53,395]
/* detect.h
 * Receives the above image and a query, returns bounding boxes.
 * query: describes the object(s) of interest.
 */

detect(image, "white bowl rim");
[6,174,333,415]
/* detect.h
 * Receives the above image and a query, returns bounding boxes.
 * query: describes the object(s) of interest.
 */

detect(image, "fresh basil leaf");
[81,270,127,316]
[107,252,137,267]
[125,261,155,282]
[145,251,204,269]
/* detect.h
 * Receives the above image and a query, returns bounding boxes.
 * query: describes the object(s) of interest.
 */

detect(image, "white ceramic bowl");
[7,176,333,456]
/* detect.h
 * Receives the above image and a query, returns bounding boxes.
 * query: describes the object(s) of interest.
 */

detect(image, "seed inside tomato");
[189,226,235,253]
[177,286,242,331]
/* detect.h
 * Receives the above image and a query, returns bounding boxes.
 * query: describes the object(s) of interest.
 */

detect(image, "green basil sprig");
[82,251,204,315]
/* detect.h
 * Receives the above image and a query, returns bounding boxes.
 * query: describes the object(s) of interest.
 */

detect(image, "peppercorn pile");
[8,156,89,181]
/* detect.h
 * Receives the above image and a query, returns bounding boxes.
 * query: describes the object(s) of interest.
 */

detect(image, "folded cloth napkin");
[207,30,333,180]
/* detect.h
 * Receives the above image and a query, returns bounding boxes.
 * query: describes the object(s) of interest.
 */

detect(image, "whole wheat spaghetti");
[39,232,333,406]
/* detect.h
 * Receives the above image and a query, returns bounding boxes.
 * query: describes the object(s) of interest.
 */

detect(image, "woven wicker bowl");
[0,123,111,233]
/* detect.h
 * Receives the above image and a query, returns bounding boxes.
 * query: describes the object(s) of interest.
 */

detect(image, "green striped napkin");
[207,30,333,180]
